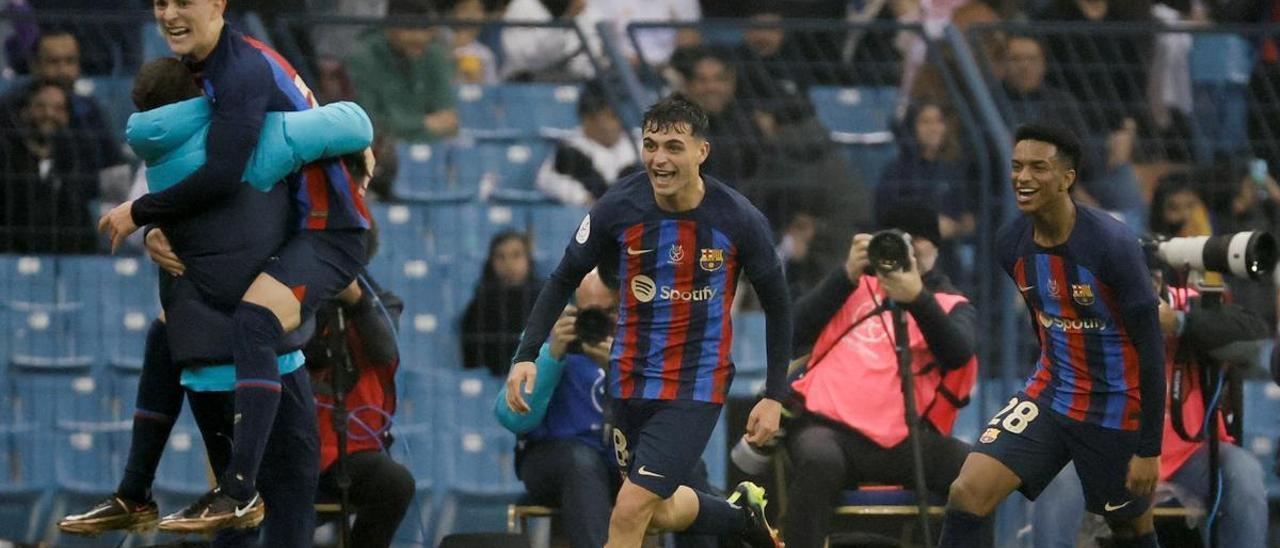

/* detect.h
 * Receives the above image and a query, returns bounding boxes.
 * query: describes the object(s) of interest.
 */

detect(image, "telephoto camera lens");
[865,229,913,274]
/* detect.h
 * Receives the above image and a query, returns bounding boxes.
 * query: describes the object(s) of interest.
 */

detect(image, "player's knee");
[613,483,660,526]
[947,476,996,516]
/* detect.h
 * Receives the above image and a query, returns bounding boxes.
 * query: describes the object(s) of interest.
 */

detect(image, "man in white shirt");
[535,81,639,205]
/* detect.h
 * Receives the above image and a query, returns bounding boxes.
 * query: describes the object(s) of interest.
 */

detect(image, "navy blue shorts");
[610,398,721,498]
[262,229,366,322]
[973,392,1149,519]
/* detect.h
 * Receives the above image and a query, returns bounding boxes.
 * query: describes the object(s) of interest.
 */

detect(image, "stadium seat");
[527,203,587,267]
[6,305,98,369]
[731,312,767,377]
[425,201,530,263]
[436,429,523,541]
[0,255,58,306]
[11,367,106,427]
[1241,380,1280,498]
[456,84,502,130]
[108,369,140,423]
[46,423,130,547]
[0,426,54,544]
[451,136,552,199]
[499,84,580,133]
[396,368,452,424]
[66,256,159,372]
[154,424,213,499]
[373,202,430,261]
[396,141,465,201]
[808,86,899,135]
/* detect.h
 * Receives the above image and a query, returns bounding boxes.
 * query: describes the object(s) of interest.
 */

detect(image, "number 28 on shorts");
[980,396,1041,443]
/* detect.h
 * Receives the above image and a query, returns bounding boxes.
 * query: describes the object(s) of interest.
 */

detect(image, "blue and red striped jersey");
[547,172,783,403]
[133,26,370,231]
[997,205,1164,449]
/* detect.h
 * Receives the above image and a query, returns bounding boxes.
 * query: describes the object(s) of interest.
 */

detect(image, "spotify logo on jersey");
[631,275,657,303]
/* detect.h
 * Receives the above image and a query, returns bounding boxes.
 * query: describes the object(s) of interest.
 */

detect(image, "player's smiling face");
[642,122,709,208]
[154,0,226,60]
[1011,139,1075,214]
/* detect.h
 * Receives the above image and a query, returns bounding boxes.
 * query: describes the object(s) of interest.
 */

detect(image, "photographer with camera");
[1030,260,1270,548]
[495,269,718,548]
[781,204,978,548]
[305,273,414,548]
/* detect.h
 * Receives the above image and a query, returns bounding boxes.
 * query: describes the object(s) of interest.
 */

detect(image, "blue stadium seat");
[499,84,581,133]
[808,86,899,135]
[0,427,54,544]
[1,255,58,305]
[373,203,430,261]
[435,429,522,541]
[838,487,946,507]
[108,369,140,423]
[396,141,465,200]
[397,368,453,424]
[393,258,464,369]
[11,368,107,427]
[1241,380,1280,498]
[441,370,505,432]
[455,84,501,130]
[425,202,530,263]
[451,137,552,199]
[731,312,767,377]
[527,203,588,267]
[840,142,898,188]
[46,423,130,547]
[63,256,158,372]
[154,424,212,499]
[6,305,98,369]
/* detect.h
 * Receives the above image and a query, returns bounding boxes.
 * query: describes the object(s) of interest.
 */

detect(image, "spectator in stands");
[732,2,850,109]
[744,95,870,298]
[535,80,639,206]
[442,0,499,84]
[0,27,124,178]
[345,0,459,142]
[0,79,98,253]
[5,4,141,76]
[877,100,974,248]
[1149,172,1212,239]
[462,231,544,377]
[784,204,978,548]
[1031,261,1270,548]
[312,0,389,60]
[999,34,1147,229]
[500,0,602,81]
[595,0,701,68]
[494,269,718,548]
[1203,158,1280,328]
[677,46,761,184]
[306,268,415,548]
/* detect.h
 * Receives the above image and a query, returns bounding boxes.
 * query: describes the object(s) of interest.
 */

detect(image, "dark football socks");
[938,508,986,547]
[223,302,285,501]
[118,320,183,503]
[683,490,749,535]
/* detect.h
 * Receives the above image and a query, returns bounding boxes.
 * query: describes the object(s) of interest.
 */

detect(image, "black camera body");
[865,229,913,274]
[568,306,613,354]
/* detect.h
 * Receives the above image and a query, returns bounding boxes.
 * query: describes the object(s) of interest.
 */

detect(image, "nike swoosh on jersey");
[1103,500,1131,512]
[627,247,654,256]
[636,465,665,478]
[1018,285,1035,292]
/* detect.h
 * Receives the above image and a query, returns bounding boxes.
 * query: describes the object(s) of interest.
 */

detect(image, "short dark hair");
[132,58,201,111]
[22,79,65,108]
[1014,123,1081,171]
[577,80,612,118]
[642,93,709,138]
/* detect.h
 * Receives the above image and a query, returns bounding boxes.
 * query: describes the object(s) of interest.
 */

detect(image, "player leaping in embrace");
[937,124,1165,547]
[506,94,789,547]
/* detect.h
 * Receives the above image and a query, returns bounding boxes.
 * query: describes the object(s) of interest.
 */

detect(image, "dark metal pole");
[331,307,353,548]
[892,303,934,546]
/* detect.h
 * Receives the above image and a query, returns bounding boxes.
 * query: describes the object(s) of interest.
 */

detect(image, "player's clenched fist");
[505,361,538,414]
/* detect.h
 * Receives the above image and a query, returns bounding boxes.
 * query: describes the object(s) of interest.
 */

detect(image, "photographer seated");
[1030,263,1270,548]
[305,270,415,548]
[494,270,717,548]
[783,204,979,548]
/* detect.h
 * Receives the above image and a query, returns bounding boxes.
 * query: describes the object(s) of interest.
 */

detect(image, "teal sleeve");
[493,343,565,435]
[243,102,375,191]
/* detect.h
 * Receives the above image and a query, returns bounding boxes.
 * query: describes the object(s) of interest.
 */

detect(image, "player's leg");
[782,417,857,548]
[519,438,616,548]
[253,370,321,546]
[183,389,262,548]
[1166,444,1267,547]
[670,460,723,548]
[222,230,364,503]
[942,394,1067,547]
[608,399,778,547]
[58,317,176,533]
[1067,420,1156,548]
[1029,464,1087,548]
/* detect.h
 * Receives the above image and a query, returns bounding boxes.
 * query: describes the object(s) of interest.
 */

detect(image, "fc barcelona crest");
[979,427,1001,444]
[699,248,724,271]
[1071,284,1095,306]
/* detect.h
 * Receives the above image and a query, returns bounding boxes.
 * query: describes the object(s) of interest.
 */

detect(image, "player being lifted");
[506,94,790,547]
[938,124,1165,548]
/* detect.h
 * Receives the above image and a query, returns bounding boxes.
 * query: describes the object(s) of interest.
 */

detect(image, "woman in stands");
[461,231,544,377]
